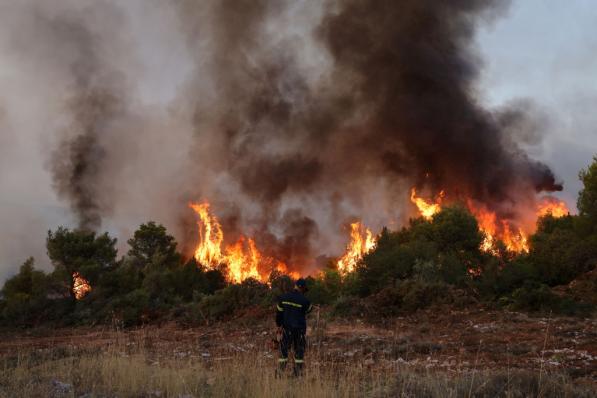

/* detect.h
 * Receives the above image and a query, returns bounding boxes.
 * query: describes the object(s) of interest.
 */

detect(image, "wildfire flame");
[189,202,224,266]
[410,188,444,220]
[409,188,563,254]
[500,222,529,253]
[337,222,376,273]
[471,205,498,253]
[189,202,295,283]
[189,192,570,283]
[537,197,569,218]
[224,237,262,283]
[72,272,91,300]
[470,198,568,254]
[468,203,530,254]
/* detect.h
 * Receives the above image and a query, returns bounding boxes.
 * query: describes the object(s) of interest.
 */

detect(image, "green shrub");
[305,269,342,305]
[115,289,151,326]
[46,227,117,300]
[506,282,592,316]
[578,155,597,226]
[330,295,364,317]
[366,279,452,316]
[398,279,451,312]
[474,255,539,299]
[0,258,52,326]
[198,278,270,320]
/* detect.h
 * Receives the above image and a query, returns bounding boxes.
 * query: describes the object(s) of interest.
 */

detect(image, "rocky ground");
[2,306,595,383]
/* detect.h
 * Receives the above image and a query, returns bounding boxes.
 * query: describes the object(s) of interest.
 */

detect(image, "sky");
[0,0,596,282]
[477,0,597,207]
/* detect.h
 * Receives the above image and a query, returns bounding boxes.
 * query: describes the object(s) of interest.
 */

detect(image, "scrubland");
[1,308,595,398]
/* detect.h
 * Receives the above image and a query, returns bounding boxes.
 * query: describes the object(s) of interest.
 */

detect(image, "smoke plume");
[47,15,126,231]
[0,0,565,277]
[176,0,561,270]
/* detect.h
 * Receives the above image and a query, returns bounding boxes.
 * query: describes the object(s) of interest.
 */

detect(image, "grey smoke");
[0,0,592,280]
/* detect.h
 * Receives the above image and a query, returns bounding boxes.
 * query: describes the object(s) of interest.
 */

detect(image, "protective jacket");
[276,290,312,330]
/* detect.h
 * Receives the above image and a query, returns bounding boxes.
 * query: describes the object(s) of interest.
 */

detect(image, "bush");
[505,282,592,316]
[330,295,365,317]
[357,227,435,295]
[127,221,180,268]
[366,279,452,316]
[357,207,483,296]
[0,258,51,326]
[474,255,539,299]
[577,155,597,226]
[46,227,117,301]
[305,269,342,305]
[529,215,597,286]
[108,289,151,326]
[198,278,271,320]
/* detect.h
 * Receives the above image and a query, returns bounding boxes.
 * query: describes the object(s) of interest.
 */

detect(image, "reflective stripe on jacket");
[275,290,312,330]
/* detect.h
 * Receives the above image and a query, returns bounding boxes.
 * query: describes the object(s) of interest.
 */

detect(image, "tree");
[430,206,483,254]
[578,155,597,224]
[1,258,49,325]
[46,227,117,300]
[127,222,180,268]
[529,215,597,285]
[358,226,427,295]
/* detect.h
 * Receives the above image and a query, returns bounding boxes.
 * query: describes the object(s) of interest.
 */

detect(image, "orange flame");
[189,202,224,266]
[407,191,532,254]
[467,202,529,254]
[501,222,529,253]
[189,202,293,283]
[473,206,498,254]
[337,222,376,273]
[537,197,569,218]
[224,237,261,283]
[72,272,91,300]
[276,261,301,280]
[410,188,444,220]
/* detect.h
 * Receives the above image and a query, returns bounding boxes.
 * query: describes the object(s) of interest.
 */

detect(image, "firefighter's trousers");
[278,327,306,376]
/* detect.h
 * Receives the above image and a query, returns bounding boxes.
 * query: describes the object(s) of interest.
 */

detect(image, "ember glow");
[72,272,91,300]
[189,202,295,283]
[336,222,376,273]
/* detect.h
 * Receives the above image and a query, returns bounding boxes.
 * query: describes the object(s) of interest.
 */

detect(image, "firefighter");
[275,278,312,377]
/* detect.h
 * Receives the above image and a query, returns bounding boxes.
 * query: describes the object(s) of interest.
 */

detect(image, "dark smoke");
[318,0,561,203]
[0,1,565,276]
[176,0,562,271]
[44,11,126,231]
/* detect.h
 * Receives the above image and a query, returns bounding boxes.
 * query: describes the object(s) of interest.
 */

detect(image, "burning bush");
[355,206,482,296]
[1,157,597,327]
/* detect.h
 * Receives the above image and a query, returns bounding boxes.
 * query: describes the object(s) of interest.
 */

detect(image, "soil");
[1,306,595,382]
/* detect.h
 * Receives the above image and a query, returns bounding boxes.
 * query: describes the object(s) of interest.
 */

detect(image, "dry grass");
[0,327,594,398]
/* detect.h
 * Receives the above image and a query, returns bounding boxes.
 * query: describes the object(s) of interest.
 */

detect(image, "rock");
[51,380,72,394]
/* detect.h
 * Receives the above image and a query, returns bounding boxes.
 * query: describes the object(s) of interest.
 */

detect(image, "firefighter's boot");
[276,358,288,378]
[293,359,304,377]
